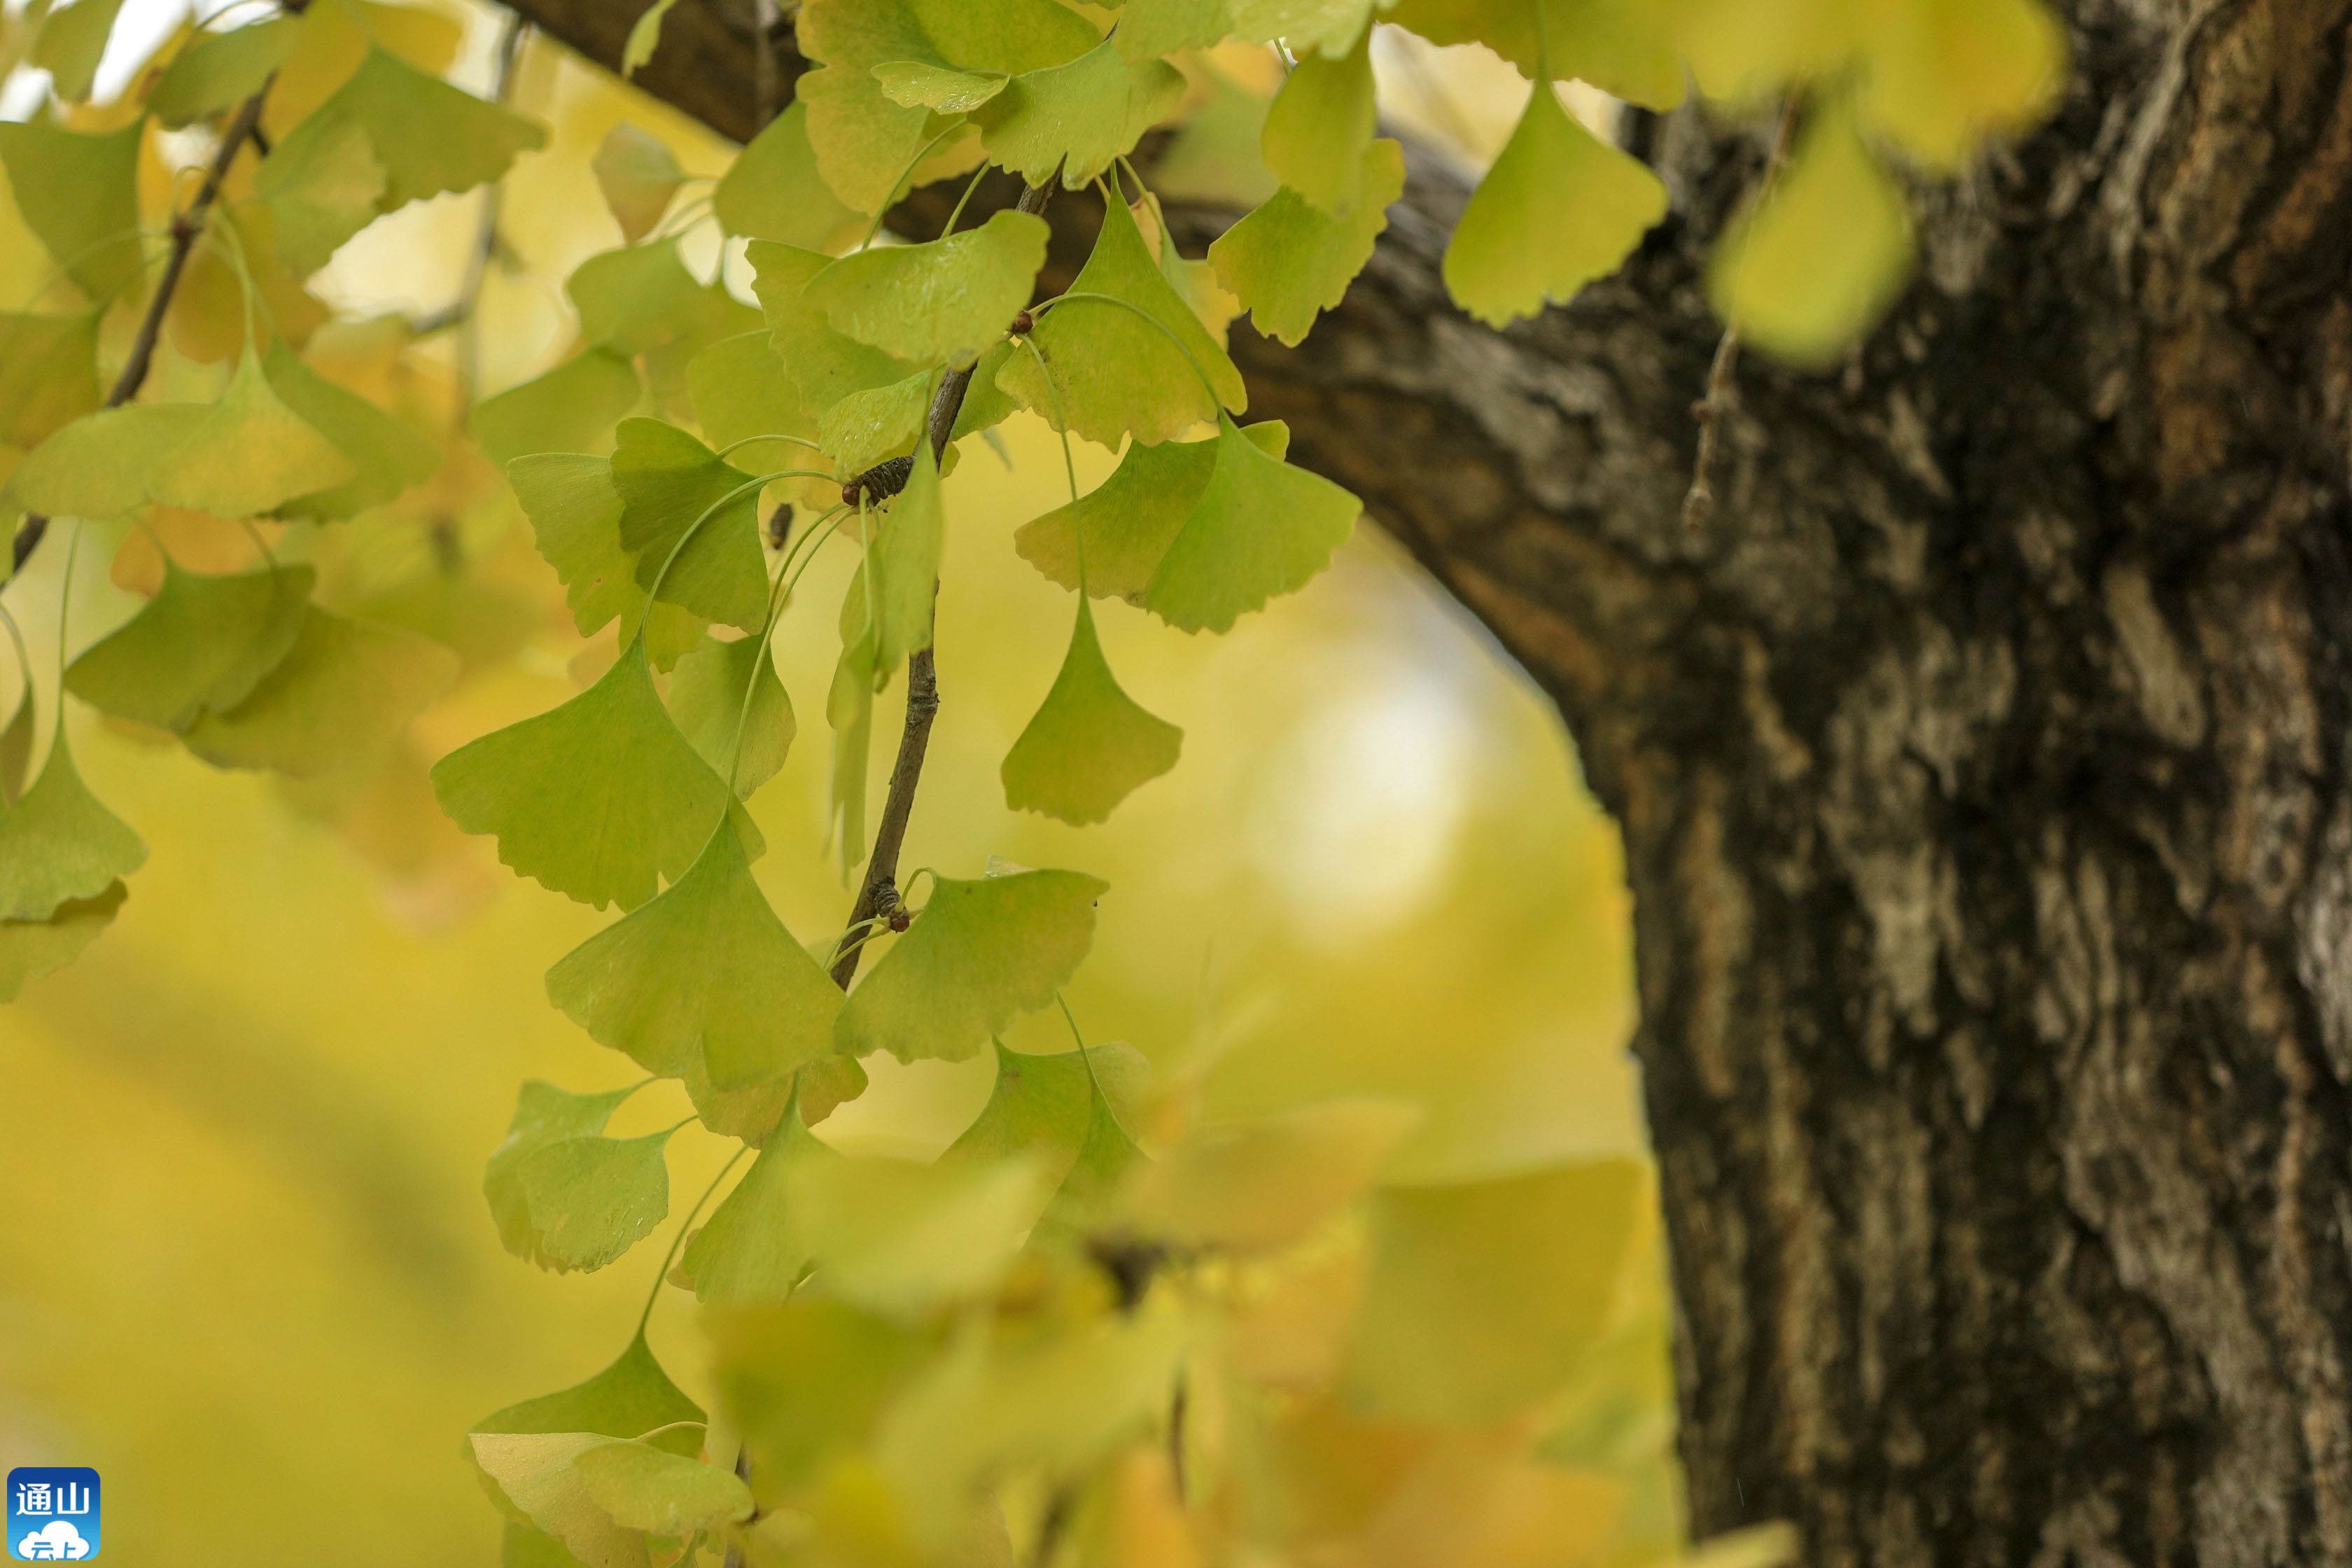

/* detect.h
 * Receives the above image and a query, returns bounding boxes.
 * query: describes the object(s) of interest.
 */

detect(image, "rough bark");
[497,1,2352,1560]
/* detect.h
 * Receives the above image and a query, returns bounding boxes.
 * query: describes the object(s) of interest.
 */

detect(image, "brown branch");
[825,176,1056,990]
[11,80,279,574]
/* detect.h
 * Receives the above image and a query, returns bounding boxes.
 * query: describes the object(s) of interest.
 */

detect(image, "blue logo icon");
[7,1470,98,1560]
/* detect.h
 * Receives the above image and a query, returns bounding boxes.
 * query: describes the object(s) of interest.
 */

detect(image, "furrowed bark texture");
[501,0,2352,1559]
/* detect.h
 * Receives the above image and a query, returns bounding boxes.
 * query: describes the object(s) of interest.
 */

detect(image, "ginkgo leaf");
[1152,66,1278,207]
[836,868,1109,1063]
[0,120,143,301]
[181,607,458,778]
[669,631,795,797]
[1228,0,1380,54]
[1442,84,1665,326]
[869,441,943,673]
[1014,420,1289,600]
[972,38,1186,189]
[153,353,358,519]
[474,1331,704,1455]
[785,1152,1051,1312]
[685,332,811,454]
[622,0,684,73]
[1141,414,1358,632]
[873,59,1009,112]
[826,600,877,874]
[470,1434,652,1568]
[149,16,297,126]
[508,454,645,637]
[575,1441,755,1534]
[748,242,923,426]
[610,418,770,633]
[678,1109,839,1303]
[1115,0,1233,59]
[806,209,1047,365]
[474,351,643,470]
[0,737,146,921]
[0,311,102,451]
[995,192,1245,448]
[511,1126,674,1273]
[32,0,128,102]
[431,642,731,911]
[1859,0,2066,167]
[547,827,839,1086]
[1141,192,1242,342]
[1,404,202,521]
[1126,1099,1418,1253]
[592,122,686,244]
[1002,600,1182,824]
[277,46,545,211]
[947,340,1022,442]
[1208,138,1402,345]
[818,371,930,476]
[256,109,388,275]
[943,1041,1150,1225]
[1387,0,1685,108]
[484,1079,641,1258]
[262,342,440,518]
[1709,100,1915,366]
[0,883,125,1004]
[1345,1158,1647,1421]
[713,102,864,251]
[570,241,723,358]
[66,561,316,731]
[1259,27,1375,211]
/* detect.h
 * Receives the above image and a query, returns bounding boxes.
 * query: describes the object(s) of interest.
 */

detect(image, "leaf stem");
[12,73,284,574]
[636,1142,747,1336]
[1032,288,1226,416]
[630,470,801,648]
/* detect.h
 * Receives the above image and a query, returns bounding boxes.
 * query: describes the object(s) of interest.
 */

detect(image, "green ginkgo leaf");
[66,561,316,731]
[869,441,944,673]
[470,1434,652,1568]
[678,1109,839,1303]
[835,868,1109,1064]
[825,596,878,874]
[262,342,440,518]
[610,418,770,633]
[1228,0,1381,53]
[1259,26,1375,211]
[685,332,811,454]
[510,1126,675,1273]
[995,193,1245,448]
[0,310,102,450]
[484,1079,641,1259]
[281,46,546,211]
[149,16,297,126]
[1142,414,1359,633]
[668,631,794,798]
[32,0,128,102]
[594,123,685,242]
[1709,100,1916,367]
[806,209,1048,365]
[181,608,458,778]
[1345,1158,1647,1422]
[474,351,643,470]
[972,37,1186,189]
[1114,0,1233,59]
[0,120,142,301]
[748,242,923,427]
[0,692,32,804]
[1126,1099,1415,1253]
[153,353,358,519]
[472,1332,703,1463]
[431,643,731,911]
[713,102,865,251]
[1,404,202,521]
[546,827,839,1086]
[0,737,146,922]
[872,59,1009,112]
[1442,84,1665,326]
[783,1152,1051,1312]
[575,1441,754,1534]
[1208,138,1403,346]
[256,109,388,276]
[818,371,930,476]
[508,454,644,638]
[1002,600,1182,824]
[569,241,718,358]
[0,883,126,1004]
[1013,419,1289,599]
[942,1040,1150,1225]
[1387,0,1685,108]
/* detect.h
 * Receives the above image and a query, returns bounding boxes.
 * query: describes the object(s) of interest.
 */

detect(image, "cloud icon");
[15,1519,91,1559]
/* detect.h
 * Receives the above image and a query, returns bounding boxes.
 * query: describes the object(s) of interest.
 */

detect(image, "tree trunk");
[496,0,2352,1558]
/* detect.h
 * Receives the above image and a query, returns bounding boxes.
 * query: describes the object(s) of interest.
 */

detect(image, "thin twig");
[826,176,1056,991]
[11,76,284,574]
[1681,97,1801,536]
[454,11,528,424]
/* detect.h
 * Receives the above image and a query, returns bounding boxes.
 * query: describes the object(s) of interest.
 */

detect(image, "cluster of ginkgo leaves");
[0,0,2062,1560]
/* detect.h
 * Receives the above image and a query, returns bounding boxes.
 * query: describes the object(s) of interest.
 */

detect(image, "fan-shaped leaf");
[669,631,794,798]
[470,1434,651,1568]
[472,1330,704,1455]
[972,38,1186,189]
[483,1080,640,1259]
[1014,420,1289,599]
[713,102,864,249]
[181,607,458,778]
[592,122,686,243]
[150,16,297,126]
[1208,138,1402,345]
[0,738,146,922]
[806,209,1047,365]
[1002,600,1181,824]
[678,1110,839,1303]
[475,351,642,470]
[575,1441,753,1534]
[0,882,125,1004]
[1387,0,1684,108]
[262,342,440,518]
[0,310,102,449]
[510,1126,674,1273]
[1140,414,1358,633]
[66,561,316,731]
[0,120,141,300]
[32,0,128,102]
[1259,26,1375,211]
[610,418,770,633]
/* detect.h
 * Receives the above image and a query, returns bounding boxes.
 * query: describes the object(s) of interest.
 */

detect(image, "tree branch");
[11,78,284,573]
